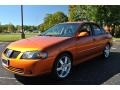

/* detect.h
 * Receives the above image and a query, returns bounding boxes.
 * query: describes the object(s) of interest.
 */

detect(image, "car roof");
[59,21,97,25]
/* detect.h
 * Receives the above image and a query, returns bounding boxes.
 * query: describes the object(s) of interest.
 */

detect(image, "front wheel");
[103,44,110,59]
[52,53,72,80]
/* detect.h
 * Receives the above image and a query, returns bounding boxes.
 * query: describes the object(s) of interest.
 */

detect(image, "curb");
[0,42,11,45]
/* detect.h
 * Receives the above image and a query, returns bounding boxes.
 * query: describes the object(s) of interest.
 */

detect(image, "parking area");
[0,41,120,85]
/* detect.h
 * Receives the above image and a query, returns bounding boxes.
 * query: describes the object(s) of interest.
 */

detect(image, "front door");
[75,23,95,64]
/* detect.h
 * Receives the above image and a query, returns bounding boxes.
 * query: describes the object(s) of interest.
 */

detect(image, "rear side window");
[101,28,106,34]
[92,24,103,36]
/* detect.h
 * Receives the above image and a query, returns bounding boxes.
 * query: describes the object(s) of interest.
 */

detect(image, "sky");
[0,5,68,26]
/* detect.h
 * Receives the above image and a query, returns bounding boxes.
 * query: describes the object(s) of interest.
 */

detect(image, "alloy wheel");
[104,44,110,58]
[56,55,72,78]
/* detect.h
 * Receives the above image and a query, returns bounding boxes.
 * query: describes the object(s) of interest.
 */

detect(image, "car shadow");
[15,52,120,85]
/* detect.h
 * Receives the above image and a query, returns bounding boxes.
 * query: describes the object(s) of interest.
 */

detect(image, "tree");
[68,5,97,22]
[7,23,15,33]
[68,5,120,25]
[16,25,21,32]
[23,25,29,31]
[38,11,68,32]
[97,6,120,37]
[68,5,120,37]
[38,24,45,32]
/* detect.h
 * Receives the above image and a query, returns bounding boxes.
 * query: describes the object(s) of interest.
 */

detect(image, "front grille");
[4,49,21,59]
[7,66,24,74]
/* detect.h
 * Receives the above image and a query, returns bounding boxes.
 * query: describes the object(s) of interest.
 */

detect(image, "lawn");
[0,33,38,42]
[113,38,120,40]
[0,33,120,42]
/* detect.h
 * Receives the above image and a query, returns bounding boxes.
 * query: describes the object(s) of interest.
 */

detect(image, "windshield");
[40,23,80,37]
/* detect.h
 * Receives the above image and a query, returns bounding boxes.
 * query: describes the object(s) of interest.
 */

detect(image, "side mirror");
[77,31,89,37]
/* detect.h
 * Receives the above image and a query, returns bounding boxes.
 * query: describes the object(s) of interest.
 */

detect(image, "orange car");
[1,22,112,79]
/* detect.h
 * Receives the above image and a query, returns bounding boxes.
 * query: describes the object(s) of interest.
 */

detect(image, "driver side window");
[80,24,92,36]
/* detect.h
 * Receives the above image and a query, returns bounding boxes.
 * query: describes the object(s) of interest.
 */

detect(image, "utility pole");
[21,5,25,39]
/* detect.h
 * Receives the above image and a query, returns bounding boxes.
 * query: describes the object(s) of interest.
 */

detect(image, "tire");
[52,53,72,80]
[103,44,110,59]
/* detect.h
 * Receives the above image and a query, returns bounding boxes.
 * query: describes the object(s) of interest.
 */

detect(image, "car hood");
[7,36,70,51]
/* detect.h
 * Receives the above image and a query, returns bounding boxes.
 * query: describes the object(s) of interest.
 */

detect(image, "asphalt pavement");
[0,40,120,85]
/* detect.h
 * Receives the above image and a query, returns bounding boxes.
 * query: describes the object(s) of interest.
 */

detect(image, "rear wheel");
[52,53,72,80]
[103,44,110,59]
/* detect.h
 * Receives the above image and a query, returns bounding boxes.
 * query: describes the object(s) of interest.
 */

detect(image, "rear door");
[91,23,107,54]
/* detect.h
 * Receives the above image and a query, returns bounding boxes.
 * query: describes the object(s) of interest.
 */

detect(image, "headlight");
[21,51,48,59]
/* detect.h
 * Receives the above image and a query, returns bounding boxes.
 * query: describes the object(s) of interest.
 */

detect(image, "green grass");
[0,33,38,42]
[113,38,120,40]
[1,33,120,42]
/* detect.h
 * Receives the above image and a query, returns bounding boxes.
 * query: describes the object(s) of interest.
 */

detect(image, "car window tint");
[92,24,103,35]
[101,28,105,33]
[80,24,92,36]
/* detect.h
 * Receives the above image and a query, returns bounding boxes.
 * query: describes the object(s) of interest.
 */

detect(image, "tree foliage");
[0,24,38,33]
[38,11,68,32]
[68,5,120,37]
[68,5,97,22]
[7,23,15,32]
[69,5,120,24]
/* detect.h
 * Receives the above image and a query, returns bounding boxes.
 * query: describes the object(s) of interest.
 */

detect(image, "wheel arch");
[106,42,112,48]
[55,51,73,62]
[51,51,73,79]
[52,51,73,69]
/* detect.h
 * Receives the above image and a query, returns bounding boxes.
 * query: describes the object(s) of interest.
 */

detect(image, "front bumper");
[1,54,55,76]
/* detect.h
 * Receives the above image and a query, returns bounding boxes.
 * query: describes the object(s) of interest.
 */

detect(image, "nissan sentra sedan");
[1,22,112,79]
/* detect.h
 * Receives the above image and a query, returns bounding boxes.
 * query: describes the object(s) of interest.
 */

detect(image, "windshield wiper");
[38,34,55,36]
[45,35,54,36]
